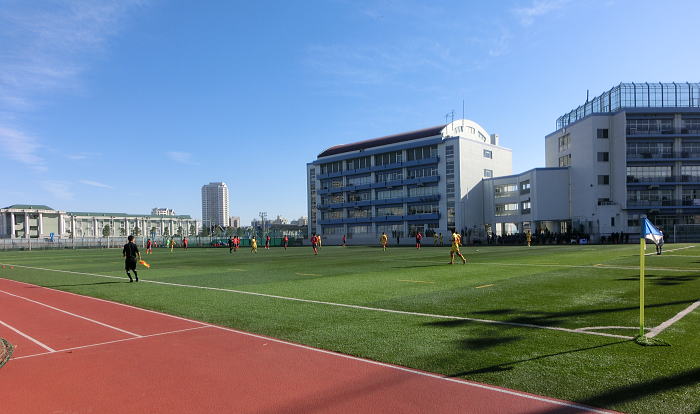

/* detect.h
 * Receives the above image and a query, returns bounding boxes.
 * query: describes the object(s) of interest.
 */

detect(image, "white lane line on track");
[0,319,56,352]
[3,279,611,414]
[0,265,633,340]
[11,326,212,360]
[647,300,700,338]
[0,289,141,338]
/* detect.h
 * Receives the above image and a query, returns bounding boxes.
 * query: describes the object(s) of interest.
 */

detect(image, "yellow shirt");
[451,233,461,246]
[380,235,388,244]
[251,239,257,248]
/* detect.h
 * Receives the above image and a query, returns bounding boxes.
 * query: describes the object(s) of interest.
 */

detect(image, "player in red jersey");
[183,237,188,249]
[310,234,319,255]
[265,235,271,249]
[415,232,423,249]
[282,235,288,250]
[146,238,153,255]
[342,234,346,247]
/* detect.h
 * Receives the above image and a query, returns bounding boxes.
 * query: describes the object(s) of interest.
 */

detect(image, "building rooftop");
[318,124,446,158]
[556,82,700,130]
[3,204,54,210]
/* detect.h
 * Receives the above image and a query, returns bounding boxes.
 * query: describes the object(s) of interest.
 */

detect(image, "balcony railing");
[627,175,700,183]
[627,151,700,160]
[627,127,700,136]
[627,199,700,208]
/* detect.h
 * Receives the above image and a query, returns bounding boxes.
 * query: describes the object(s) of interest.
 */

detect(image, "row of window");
[321,145,441,174]
[321,223,438,236]
[320,166,440,189]
[320,185,440,204]
[321,203,440,219]
[495,201,530,216]
[494,181,530,196]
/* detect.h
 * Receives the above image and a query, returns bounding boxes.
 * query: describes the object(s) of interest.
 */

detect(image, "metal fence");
[0,236,304,251]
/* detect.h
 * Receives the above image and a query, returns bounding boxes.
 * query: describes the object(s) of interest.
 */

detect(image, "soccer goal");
[671,224,700,242]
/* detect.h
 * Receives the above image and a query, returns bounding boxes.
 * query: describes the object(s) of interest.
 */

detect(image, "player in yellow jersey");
[169,237,175,253]
[526,231,532,247]
[379,232,388,251]
[251,236,258,253]
[449,231,467,264]
[317,234,322,249]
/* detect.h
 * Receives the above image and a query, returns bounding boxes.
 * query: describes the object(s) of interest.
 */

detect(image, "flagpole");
[639,237,646,338]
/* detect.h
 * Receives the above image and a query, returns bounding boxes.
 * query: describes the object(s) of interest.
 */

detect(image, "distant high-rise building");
[229,216,240,228]
[201,182,229,228]
[151,208,176,216]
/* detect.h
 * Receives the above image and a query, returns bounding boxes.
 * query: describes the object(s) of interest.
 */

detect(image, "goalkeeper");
[122,235,141,282]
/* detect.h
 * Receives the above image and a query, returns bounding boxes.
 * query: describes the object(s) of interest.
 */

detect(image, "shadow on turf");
[616,273,700,285]
[450,340,630,376]
[536,366,700,413]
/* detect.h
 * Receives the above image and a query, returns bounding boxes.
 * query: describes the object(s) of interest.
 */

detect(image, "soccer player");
[433,234,439,247]
[439,233,444,246]
[169,237,175,253]
[342,234,346,247]
[251,236,258,253]
[380,232,388,252]
[122,235,141,282]
[183,237,188,249]
[449,231,467,264]
[234,236,240,252]
[656,228,664,255]
[415,231,423,249]
[282,235,289,250]
[228,236,235,254]
[317,234,322,249]
[526,231,532,247]
[310,233,319,255]
[146,238,153,255]
[265,235,271,250]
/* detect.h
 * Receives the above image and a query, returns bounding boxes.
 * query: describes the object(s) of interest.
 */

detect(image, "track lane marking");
[0,319,55,352]
[0,289,141,338]
[12,325,211,360]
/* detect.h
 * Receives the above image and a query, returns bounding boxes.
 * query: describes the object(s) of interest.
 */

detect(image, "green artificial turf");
[1,244,698,413]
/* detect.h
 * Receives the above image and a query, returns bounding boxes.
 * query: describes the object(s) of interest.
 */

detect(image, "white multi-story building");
[229,216,241,228]
[545,82,700,238]
[0,204,197,239]
[307,120,512,244]
[151,208,176,216]
[201,182,229,228]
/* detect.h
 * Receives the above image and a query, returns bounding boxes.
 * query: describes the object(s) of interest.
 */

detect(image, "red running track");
[0,278,614,413]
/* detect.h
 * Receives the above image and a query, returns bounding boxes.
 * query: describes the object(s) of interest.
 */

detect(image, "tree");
[102,225,110,238]
[150,226,157,238]
[134,226,141,237]
[163,227,170,238]
[177,226,183,237]
[189,224,196,236]
[119,227,126,236]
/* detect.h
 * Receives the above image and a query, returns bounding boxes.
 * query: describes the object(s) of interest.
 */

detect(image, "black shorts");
[125,257,137,271]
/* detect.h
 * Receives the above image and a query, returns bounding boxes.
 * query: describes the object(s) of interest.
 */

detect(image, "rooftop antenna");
[586,89,589,103]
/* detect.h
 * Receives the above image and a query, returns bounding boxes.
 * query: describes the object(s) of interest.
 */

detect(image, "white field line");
[645,245,695,256]
[12,326,211,360]
[0,319,56,352]
[647,300,700,338]
[0,264,632,340]
[576,326,642,332]
[472,262,700,273]
[3,281,611,414]
[0,289,141,338]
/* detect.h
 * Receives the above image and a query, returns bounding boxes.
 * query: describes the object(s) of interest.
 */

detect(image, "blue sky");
[2,0,700,225]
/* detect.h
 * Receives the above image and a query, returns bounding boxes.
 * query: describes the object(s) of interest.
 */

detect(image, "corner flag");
[642,218,663,246]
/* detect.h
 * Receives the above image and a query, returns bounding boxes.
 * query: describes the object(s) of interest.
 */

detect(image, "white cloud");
[512,0,570,26]
[0,126,46,171]
[166,151,199,165]
[40,180,74,201]
[79,179,113,189]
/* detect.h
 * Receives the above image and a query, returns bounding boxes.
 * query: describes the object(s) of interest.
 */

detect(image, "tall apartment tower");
[201,182,229,228]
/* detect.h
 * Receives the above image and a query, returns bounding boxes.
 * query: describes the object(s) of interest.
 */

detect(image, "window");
[348,207,371,218]
[611,217,615,227]
[627,141,673,158]
[520,180,530,193]
[320,161,342,174]
[376,169,403,183]
[681,165,700,180]
[376,205,403,216]
[376,187,404,200]
[626,119,673,135]
[348,224,371,234]
[322,225,344,235]
[494,184,517,197]
[347,190,370,202]
[495,203,519,216]
[406,145,438,161]
[598,175,610,185]
[322,209,344,220]
[346,156,371,170]
[559,154,571,167]
[445,145,454,157]
[321,193,344,205]
[374,151,402,166]
[483,149,493,159]
[408,184,438,197]
[377,223,403,235]
[407,203,439,215]
[346,174,371,186]
[597,152,609,162]
[597,129,609,139]
[406,165,438,179]
[320,177,344,190]
[484,169,493,178]
[626,165,672,182]
[521,201,531,214]
[682,118,700,134]
[558,134,571,151]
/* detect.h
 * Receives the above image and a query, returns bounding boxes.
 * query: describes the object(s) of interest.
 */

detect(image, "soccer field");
[1,244,699,413]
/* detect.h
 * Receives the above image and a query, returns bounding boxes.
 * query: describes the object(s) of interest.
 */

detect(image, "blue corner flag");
[641,218,663,246]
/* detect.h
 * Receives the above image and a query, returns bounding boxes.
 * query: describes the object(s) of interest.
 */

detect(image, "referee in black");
[122,235,141,282]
